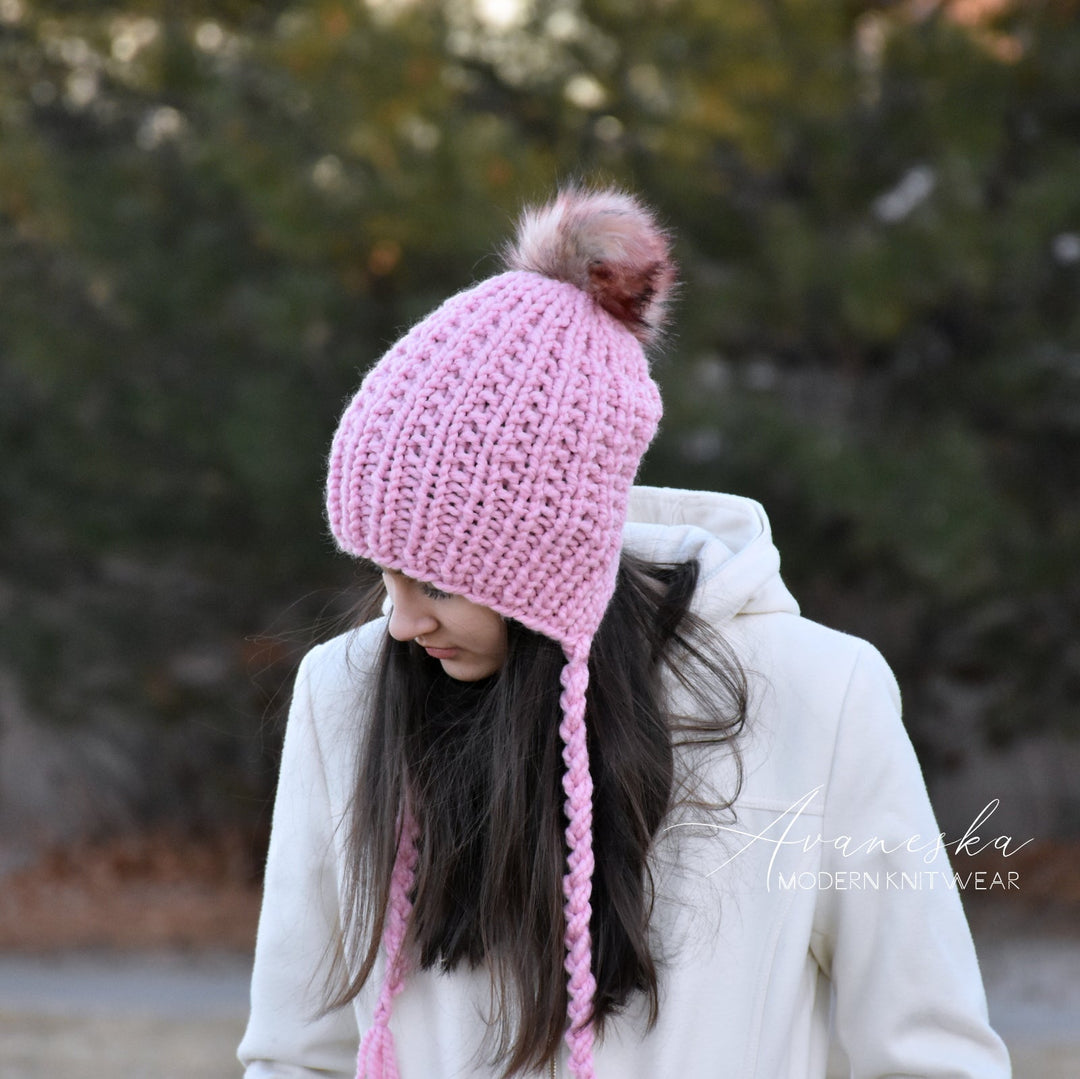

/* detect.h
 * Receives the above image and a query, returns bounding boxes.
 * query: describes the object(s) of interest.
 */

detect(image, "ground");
[0,827,263,953]
[0,829,1077,1077]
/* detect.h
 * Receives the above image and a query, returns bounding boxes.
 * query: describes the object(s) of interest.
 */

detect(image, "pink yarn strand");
[356,806,421,1079]
[559,651,598,1079]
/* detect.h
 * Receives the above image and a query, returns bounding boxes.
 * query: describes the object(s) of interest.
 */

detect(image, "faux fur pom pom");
[505,186,676,346]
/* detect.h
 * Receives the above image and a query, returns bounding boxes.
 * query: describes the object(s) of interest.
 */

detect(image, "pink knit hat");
[326,186,674,1079]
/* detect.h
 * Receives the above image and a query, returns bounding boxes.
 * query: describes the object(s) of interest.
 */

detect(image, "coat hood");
[623,486,799,622]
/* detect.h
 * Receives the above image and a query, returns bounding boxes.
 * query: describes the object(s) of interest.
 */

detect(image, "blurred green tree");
[1,0,1076,833]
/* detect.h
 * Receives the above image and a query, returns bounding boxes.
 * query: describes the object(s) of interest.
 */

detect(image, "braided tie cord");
[559,651,598,1079]
[356,806,421,1079]
[356,1025,400,1079]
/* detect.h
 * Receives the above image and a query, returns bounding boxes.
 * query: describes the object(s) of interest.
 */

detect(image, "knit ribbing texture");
[328,273,661,653]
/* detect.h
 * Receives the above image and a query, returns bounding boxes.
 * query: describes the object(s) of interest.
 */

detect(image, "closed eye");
[421,582,453,600]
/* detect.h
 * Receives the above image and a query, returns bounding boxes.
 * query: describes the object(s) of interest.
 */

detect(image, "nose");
[386,580,439,643]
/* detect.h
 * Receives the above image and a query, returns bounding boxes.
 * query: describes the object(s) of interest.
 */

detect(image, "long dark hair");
[326,551,748,1075]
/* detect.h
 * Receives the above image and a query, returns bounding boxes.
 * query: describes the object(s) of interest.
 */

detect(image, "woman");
[238,188,1010,1078]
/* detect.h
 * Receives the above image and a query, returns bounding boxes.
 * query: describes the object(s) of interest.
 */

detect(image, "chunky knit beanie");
[326,186,674,1079]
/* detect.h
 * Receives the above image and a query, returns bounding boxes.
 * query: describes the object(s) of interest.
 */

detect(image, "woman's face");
[382,569,508,682]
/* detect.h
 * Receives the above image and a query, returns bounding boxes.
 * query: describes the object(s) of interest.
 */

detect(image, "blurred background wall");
[1,0,1078,874]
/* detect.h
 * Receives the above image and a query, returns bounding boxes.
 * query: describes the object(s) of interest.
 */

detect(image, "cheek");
[489,617,509,660]
[472,611,507,659]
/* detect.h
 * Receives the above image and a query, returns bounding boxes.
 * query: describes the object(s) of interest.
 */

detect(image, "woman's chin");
[440,656,499,682]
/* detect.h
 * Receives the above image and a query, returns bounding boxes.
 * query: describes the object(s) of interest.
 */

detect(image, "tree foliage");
[1,0,1077,831]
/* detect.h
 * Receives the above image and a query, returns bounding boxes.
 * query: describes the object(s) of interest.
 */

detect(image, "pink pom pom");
[505,185,676,346]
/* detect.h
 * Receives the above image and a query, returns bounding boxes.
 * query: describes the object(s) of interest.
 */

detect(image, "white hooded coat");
[238,486,1011,1078]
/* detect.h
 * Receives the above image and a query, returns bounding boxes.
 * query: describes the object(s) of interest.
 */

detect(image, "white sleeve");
[810,643,1011,1078]
[237,645,361,1078]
